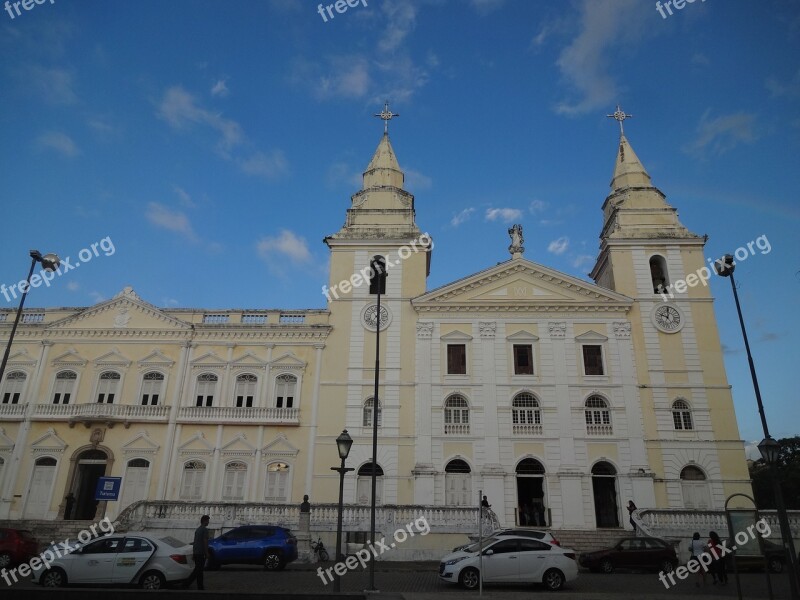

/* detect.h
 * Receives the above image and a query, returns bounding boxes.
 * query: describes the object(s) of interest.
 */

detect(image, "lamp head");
[335,429,353,460]
[714,254,735,278]
[40,253,61,272]
[758,437,781,465]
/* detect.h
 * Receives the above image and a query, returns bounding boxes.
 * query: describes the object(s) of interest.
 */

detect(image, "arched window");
[52,370,77,405]
[141,372,164,406]
[195,373,217,407]
[650,255,669,294]
[445,459,471,506]
[672,399,693,430]
[591,461,619,528]
[356,462,384,505]
[222,462,247,500]
[2,371,27,404]
[512,393,541,434]
[235,374,257,408]
[444,395,470,435]
[25,456,57,519]
[680,465,710,509]
[121,458,151,508]
[180,460,206,500]
[275,374,296,408]
[265,462,290,502]
[96,371,120,404]
[362,397,382,427]
[585,395,612,435]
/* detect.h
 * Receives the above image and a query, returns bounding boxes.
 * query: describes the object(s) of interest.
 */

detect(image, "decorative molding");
[548,322,566,338]
[478,321,497,338]
[416,322,433,339]
[613,322,632,339]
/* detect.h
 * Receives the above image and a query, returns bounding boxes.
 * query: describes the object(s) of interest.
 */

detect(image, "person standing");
[689,532,707,587]
[184,515,210,590]
[627,500,637,533]
[708,531,727,585]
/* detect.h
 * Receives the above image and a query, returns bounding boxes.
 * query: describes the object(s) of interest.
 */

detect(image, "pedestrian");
[481,495,491,509]
[183,515,210,590]
[689,532,707,587]
[708,531,727,584]
[627,500,637,533]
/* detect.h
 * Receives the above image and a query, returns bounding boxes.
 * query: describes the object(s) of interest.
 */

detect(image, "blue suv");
[207,525,297,571]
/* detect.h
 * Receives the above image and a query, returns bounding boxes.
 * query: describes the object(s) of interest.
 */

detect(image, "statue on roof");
[508,224,524,257]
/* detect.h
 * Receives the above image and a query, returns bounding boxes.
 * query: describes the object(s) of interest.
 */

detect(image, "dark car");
[733,539,786,573]
[0,528,39,569]
[207,525,297,571]
[579,537,678,574]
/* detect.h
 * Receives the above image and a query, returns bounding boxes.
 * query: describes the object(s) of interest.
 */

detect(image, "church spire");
[610,134,653,191]
[363,133,404,189]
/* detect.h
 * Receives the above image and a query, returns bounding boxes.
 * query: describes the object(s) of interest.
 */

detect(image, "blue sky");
[0,0,798,442]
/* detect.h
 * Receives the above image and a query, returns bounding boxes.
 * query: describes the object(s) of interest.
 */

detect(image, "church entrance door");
[591,461,619,528]
[71,449,108,520]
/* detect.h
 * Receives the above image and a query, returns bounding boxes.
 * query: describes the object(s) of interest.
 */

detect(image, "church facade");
[0,123,751,531]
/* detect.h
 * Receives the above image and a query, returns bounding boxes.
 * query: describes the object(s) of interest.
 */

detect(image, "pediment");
[220,435,256,456]
[440,330,473,341]
[270,353,306,370]
[138,349,175,368]
[45,287,192,332]
[575,330,609,342]
[262,434,299,457]
[231,352,268,368]
[506,331,540,342]
[52,349,88,367]
[94,348,132,367]
[414,259,632,311]
[0,427,14,452]
[190,351,227,368]
[178,432,215,455]
[30,428,67,454]
[121,431,160,454]
[6,349,36,366]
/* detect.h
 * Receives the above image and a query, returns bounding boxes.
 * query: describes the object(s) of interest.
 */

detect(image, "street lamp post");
[331,429,354,593]
[715,254,799,599]
[0,250,60,385]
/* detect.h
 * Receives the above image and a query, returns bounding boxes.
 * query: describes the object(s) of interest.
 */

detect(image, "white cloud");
[379,1,416,53]
[326,161,363,189]
[89,291,106,303]
[548,236,570,255]
[158,86,243,153]
[529,199,548,213]
[240,150,289,180]
[66,281,80,292]
[554,0,648,116]
[173,185,195,208]
[485,207,523,223]
[23,65,77,104]
[211,79,229,97]
[405,168,432,190]
[683,110,758,157]
[451,207,476,227]
[257,230,312,265]
[318,57,371,99]
[36,131,80,157]
[572,254,595,269]
[145,202,197,240]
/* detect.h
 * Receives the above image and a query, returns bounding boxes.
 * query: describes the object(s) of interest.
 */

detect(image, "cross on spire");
[374,100,399,135]
[607,104,632,135]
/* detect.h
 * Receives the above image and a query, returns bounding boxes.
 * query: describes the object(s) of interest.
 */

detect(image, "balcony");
[586,424,613,436]
[30,403,170,428]
[0,403,27,420]
[444,423,470,435]
[513,423,543,436]
[177,405,300,425]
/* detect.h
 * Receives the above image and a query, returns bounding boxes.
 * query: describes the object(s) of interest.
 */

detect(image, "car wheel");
[543,568,565,591]
[263,550,283,571]
[659,559,675,573]
[0,553,11,569]
[139,570,166,590]
[600,558,614,574]
[459,567,480,590]
[41,568,68,587]
[768,557,784,573]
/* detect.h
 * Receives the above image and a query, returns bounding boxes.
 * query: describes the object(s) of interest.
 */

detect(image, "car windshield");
[159,536,188,548]
[464,537,502,552]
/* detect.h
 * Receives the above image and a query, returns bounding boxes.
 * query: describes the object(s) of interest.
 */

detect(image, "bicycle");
[311,537,329,562]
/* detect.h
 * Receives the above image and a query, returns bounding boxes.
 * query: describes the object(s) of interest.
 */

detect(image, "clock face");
[362,304,390,331]
[653,305,682,333]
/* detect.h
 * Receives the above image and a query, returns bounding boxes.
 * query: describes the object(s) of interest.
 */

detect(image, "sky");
[0,0,798,442]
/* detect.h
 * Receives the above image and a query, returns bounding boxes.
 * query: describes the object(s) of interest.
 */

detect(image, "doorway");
[516,458,546,526]
[591,461,619,528]
[71,449,108,520]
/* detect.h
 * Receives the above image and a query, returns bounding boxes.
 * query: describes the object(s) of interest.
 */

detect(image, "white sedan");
[32,534,194,589]
[438,535,579,591]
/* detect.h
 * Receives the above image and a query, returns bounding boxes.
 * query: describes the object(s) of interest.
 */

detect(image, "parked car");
[32,534,193,589]
[579,537,678,574]
[0,528,39,569]
[207,525,297,571]
[453,528,560,552]
[439,534,579,591]
[733,539,786,573]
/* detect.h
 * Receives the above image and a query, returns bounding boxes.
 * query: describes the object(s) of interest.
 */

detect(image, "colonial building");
[0,121,751,534]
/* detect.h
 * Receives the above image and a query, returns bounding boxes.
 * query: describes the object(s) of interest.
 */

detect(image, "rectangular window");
[447,344,467,375]
[513,345,534,375]
[582,345,604,376]
[236,395,254,408]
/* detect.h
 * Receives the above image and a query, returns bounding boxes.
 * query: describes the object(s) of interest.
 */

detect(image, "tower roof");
[363,133,404,189]
[610,134,652,191]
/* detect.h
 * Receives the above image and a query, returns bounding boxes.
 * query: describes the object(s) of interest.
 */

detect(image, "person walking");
[689,532,707,587]
[184,515,210,590]
[627,500,637,533]
[708,531,728,585]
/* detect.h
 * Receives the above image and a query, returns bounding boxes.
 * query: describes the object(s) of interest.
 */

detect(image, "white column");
[413,322,434,504]
[304,343,324,499]
[157,341,191,499]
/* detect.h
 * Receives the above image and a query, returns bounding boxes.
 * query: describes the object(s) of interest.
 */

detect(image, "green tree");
[749,436,800,510]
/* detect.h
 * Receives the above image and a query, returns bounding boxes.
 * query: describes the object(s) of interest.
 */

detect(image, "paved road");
[7,561,795,599]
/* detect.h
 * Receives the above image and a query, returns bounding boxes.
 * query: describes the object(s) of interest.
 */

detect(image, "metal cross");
[607,104,632,135]
[374,101,399,135]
